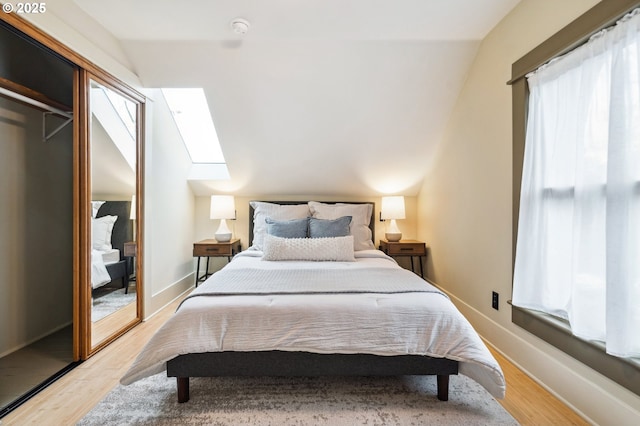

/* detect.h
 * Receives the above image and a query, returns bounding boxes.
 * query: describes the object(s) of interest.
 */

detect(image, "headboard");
[248,201,375,246]
[95,201,133,259]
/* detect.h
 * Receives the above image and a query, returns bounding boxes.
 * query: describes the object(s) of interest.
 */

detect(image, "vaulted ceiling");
[47,0,520,196]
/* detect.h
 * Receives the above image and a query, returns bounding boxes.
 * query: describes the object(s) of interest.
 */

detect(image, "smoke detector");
[230,18,250,35]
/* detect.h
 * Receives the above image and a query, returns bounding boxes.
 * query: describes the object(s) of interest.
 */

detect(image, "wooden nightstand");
[124,241,137,257]
[193,238,241,286]
[123,241,137,293]
[379,239,427,278]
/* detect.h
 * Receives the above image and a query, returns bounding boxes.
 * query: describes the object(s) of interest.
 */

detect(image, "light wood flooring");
[1,294,588,425]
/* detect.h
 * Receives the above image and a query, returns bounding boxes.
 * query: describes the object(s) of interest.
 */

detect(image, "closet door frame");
[0,12,145,361]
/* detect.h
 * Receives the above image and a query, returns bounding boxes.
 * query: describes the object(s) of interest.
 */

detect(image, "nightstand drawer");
[386,243,426,256]
[124,241,137,257]
[193,244,233,257]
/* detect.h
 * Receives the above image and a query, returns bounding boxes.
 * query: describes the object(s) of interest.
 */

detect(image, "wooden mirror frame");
[79,70,145,358]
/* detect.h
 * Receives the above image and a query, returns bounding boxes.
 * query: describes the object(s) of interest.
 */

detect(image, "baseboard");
[438,287,640,426]
[144,273,193,321]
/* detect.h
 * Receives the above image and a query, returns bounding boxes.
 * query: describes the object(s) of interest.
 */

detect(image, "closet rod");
[0,86,72,119]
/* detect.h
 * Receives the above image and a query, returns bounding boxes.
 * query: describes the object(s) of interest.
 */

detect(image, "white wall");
[417,0,640,424]
[0,98,73,356]
[23,13,141,88]
[142,90,195,317]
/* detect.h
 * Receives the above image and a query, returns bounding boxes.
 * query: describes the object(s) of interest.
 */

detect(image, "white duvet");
[91,249,112,289]
[121,250,506,399]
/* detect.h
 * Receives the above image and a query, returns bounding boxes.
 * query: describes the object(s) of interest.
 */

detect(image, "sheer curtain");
[513,9,640,358]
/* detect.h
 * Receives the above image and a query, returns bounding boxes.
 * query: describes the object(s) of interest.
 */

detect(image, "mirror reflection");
[89,79,138,349]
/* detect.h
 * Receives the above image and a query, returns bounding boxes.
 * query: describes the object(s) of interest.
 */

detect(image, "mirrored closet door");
[81,71,144,357]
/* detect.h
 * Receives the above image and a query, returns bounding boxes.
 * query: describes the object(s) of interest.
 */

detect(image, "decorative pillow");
[262,234,355,262]
[308,202,375,251]
[309,216,352,238]
[266,217,309,239]
[92,215,118,251]
[91,201,106,218]
[250,201,310,250]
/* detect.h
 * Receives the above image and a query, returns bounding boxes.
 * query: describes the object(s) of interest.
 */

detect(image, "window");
[161,88,230,181]
[513,9,640,359]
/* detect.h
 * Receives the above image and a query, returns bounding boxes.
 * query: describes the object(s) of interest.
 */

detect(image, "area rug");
[78,373,518,425]
[91,287,136,322]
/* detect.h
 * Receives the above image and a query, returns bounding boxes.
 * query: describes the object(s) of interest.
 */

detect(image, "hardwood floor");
[488,346,588,425]
[1,294,588,425]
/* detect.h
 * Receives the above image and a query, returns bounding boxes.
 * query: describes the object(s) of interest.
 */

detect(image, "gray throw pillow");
[265,217,309,238]
[309,216,352,238]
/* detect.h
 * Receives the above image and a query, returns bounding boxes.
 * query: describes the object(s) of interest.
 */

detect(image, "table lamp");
[210,195,235,242]
[381,196,405,242]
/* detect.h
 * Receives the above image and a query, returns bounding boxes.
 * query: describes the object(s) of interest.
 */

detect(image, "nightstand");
[124,241,137,257]
[379,239,427,278]
[193,238,241,286]
[123,241,137,294]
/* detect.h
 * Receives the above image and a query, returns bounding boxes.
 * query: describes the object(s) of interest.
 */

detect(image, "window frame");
[510,0,640,397]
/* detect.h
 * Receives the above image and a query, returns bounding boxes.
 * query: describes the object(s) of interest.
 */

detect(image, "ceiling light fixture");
[230,18,250,35]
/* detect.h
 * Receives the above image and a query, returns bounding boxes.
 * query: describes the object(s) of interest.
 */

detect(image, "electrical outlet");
[492,291,499,310]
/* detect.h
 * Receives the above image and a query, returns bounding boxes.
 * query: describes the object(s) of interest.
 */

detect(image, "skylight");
[161,88,226,164]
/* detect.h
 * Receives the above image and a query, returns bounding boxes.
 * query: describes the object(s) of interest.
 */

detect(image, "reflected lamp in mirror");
[381,196,405,242]
[130,195,136,220]
[130,195,136,240]
[210,195,235,242]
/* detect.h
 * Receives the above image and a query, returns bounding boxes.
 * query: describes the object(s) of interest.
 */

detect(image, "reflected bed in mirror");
[90,201,136,346]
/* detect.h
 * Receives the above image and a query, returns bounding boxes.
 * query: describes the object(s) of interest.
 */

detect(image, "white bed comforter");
[121,250,506,398]
[91,249,111,289]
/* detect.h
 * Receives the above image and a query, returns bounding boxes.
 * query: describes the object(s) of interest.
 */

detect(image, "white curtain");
[513,9,640,358]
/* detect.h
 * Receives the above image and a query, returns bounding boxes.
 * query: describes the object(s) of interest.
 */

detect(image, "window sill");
[511,304,640,397]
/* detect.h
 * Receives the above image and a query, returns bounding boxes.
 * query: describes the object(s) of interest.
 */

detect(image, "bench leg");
[437,375,449,401]
[177,377,190,403]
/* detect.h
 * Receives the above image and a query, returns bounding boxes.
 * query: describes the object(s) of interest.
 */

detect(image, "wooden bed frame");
[166,201,459,402]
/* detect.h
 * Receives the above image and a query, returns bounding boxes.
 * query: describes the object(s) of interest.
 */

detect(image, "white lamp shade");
[130,195,136,220]
[381,196,406,220]
[210,195,236,219]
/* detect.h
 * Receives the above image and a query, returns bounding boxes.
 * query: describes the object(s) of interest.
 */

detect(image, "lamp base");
[214,219,232,242]
[215,232,232,242]
[385,232,402,242]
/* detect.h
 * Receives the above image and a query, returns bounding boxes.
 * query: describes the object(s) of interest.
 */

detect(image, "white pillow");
[262,234,355,262]
[250,201,310,250]
[92,215,118,251]
[308,201,375,251]
[91,201,106,218]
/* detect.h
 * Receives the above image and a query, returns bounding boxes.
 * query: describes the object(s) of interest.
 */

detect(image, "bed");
[91,201,133,292]
[121,201,505,404]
